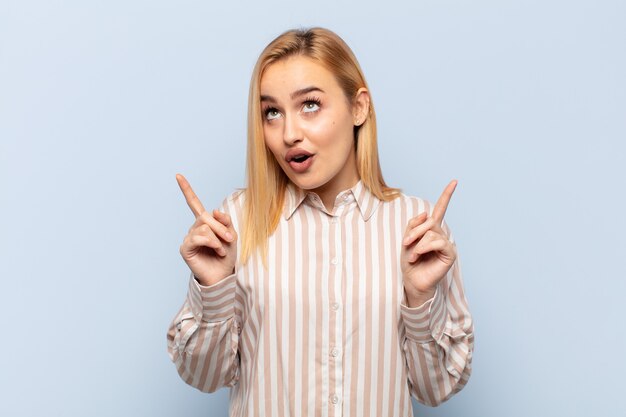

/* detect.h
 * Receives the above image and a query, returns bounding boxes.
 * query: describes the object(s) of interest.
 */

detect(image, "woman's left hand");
[400,180,458,307]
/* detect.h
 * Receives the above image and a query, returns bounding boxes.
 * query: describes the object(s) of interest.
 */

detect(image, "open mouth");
[290,154,311,163]
[287,153,315,173]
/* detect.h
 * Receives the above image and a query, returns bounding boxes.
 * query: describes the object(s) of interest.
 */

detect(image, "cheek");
[307,116,351,145]
[263,130,284,162]
[262,127,277,150]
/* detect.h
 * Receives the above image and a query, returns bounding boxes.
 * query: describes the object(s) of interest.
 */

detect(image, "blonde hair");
[241,26,401,267]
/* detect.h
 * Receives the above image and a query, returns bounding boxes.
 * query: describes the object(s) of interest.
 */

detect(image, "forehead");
[260,55,340,96]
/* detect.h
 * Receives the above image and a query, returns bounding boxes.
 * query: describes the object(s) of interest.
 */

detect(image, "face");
[260,55,368,200]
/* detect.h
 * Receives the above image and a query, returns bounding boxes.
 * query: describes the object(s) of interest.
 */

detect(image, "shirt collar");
[283,179,380,221]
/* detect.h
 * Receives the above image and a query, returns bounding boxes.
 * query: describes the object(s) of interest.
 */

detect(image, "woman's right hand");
[176,173,237,286]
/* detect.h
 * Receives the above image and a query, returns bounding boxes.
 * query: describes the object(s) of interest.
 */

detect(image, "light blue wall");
[1,0,624,416]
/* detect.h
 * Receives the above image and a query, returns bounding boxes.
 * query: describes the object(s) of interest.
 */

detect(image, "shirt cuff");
[187,271,237,323]
[400,284,447,343]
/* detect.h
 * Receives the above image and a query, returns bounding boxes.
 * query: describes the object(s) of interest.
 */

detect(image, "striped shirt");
[167,179,474,416]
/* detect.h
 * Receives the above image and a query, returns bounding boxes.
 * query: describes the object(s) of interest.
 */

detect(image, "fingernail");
[225,232,233,241]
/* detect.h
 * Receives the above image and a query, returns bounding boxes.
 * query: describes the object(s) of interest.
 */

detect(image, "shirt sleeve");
[166,192,243,393]
[166,271,241,392]
[400,220,474,406]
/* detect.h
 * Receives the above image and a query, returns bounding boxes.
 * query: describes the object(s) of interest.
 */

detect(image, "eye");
[302,101,320,113]
[263,107,281,121]
[301,97,321,113]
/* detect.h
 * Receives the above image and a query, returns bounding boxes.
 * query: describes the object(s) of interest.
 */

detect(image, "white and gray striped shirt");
[167,179,474,416]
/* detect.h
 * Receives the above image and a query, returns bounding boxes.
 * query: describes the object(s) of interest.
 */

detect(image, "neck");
[314,153,360,212]
[318,176,359,212]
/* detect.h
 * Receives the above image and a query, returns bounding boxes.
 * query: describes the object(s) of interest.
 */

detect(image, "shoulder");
[220,188,246,208]
[218,188,246,229]
[382,190,436,217]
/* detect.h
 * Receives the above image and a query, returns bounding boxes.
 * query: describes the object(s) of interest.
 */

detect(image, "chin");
[287,175,327,191]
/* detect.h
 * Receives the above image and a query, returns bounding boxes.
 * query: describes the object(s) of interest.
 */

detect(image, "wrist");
[404,287,436,308]
[194,267,235,287]
[194,275,216,287]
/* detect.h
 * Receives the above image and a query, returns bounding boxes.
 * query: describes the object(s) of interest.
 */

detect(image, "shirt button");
[176,322,182,330]
[330,395,339,404]
[343,195,349,200]
[330,347,340,358]
[331,258,338,265]
[331,302,340,311]
[331,218,338,224]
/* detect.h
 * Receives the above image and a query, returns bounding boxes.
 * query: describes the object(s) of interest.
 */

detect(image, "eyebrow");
[260,86,325,103]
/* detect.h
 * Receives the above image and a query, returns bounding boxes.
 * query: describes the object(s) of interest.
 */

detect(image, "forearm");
[401,260,474,406]
[166,272,241,392]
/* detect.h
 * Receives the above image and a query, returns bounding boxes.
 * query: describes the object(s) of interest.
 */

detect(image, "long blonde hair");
[241,27,401,267]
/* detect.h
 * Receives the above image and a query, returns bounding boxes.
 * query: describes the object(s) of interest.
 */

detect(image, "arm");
[167,187,244,393]
[166,271,241,392]
[400,227,474,406]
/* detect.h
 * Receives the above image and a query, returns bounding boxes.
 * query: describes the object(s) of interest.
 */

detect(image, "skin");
[259,55,368,212]
[176,173,237,286]
[400,180,458,307]
[176,56,459,307]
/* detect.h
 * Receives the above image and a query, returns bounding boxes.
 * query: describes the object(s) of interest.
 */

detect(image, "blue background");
[1,0,624,416]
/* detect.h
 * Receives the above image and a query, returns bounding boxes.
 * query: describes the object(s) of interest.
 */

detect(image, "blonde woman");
[167,27,474,416]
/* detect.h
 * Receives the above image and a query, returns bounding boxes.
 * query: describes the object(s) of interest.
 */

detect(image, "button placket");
[327,206,344,415]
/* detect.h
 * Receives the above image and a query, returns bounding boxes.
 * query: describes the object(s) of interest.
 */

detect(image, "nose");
[282,113,303,145]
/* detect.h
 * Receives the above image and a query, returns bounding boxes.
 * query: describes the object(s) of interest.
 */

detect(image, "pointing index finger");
[431,179,458,225]
[176,173,206,218]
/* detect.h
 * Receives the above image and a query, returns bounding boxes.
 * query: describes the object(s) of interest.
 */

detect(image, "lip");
[285,148,314,162]
[288,154,315,173]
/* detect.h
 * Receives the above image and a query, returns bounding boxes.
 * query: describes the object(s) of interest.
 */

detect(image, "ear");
[352,88,370,126]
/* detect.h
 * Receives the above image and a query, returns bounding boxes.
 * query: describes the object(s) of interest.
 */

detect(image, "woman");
[167,27,474,416]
